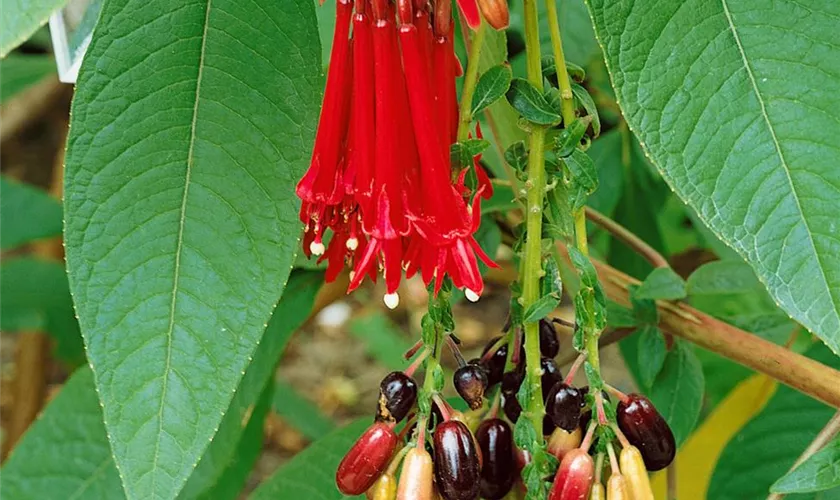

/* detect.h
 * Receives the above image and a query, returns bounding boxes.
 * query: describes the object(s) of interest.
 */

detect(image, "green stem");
[543,0,576,124]
[456,20,487,142]
[521,0,547,441]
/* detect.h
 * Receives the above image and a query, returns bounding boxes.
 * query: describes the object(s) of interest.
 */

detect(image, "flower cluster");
[296,0,497,308]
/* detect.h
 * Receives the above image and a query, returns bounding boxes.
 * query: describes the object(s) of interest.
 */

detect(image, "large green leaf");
[250,419,368,500]
[648,340,704,446]
[0,0,68,57]
[586,0,840,353]
[62,0,322,497]
[0,176,63,250]
[710,343,840,499]
[772,438,840,494]
[0,258,85,365]
[0,55,55,103]
[0,271,322,500]
[272,380,336,441]
[0,367,122,499]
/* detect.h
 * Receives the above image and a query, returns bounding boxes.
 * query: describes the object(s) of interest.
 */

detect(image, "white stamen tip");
[384,293,400,310]
[309,241,326,256]
[465,289,480,302]
[346,237,359,251]
[349,270,356,281]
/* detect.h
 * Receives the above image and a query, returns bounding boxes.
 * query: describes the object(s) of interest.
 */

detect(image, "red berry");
[548,448,594,500]
[545,383,584,431]
[434,420,481,500]
[336,422,398,495]
[454,364,489,410]
[376,371,417,423]
[616,393,675,471]
[476,418,516,500]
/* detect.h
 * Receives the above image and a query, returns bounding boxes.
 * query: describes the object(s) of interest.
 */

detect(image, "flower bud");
[548,448,594,500]
[367,473,397,500]
[589,483,605,500]
[619,445,654,500]
[476,0,509,29]
[616,394,675,471]
[453,364,488,410]
[397,448,433,500]
[337,422,399,495]
[547,426,583,461]
[606,474,629,500]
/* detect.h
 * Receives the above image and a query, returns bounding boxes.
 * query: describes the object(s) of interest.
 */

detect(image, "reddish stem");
[446,335,467,367]
[563,353,586,385]
[606,443,620,475]
[405,349,431,377]
[480,336,508,364]
[433,394,454,421]
[604,384,630,404]
[580,421,598,452]
[595,392,608,426]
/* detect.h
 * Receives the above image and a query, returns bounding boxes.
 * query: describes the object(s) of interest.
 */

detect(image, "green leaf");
[772,438,840,494]
[250,418,368,499]
[510,0,601,67]
[606,301,636,328]
[197,380,275,500]
[636,325,666,388]
[0,367,123,499]
[272,380,335,441]
[541,56,586,83]
[564,149,598,210]
[648,341,704,446]
[586,131,624,219]
[0,0,68,57]
[472,64,513,115]
[504,141,529,172]
[179,270,323,499]
[687,259,772,296]
[1,176,62,250]
[482,183,518,214]
[348,312,414,370]
[710,343,840,499]
[554,117,591,158]
[505,78,562,126]
[450,139,490,169]
[570,82,600,137]
[523,294,561,323]
[62,1,322,496]
[586,0,840,354]
[0,55,55,103]
[635,267,687,301]
[0,258,84,365]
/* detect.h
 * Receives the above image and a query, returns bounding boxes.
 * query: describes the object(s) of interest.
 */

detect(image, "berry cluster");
[335,318,677,499]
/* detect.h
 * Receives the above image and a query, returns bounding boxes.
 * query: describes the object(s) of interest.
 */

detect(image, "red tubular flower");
[296,0,354,255]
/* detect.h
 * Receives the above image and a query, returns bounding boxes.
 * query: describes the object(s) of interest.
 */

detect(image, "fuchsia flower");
[297,0,497,308]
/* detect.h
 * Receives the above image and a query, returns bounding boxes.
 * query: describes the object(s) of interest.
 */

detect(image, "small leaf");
[584,361,603,390]
[0,0,69,57]
[450,138,490,169]
[570,82,600,137]
[541,255,563,298]
[514,414,538,448]
[472,64,513,115]
[629,285,659,326]
[565,150,598,210]
[607,301,636,328]
[635,267,687,301]
[523,294,561,323]
[686,260,768,296]
[648,341,704,446]
[271,380,335,442]
[540,56,586,82]
[504,141,528,172]
[349,312,415,370]
[771,438,840,494]
[0,176,62,250]
[554,117,592,158]
[506,78,562,126]
[250,419,369,499]
[636,325,667,388]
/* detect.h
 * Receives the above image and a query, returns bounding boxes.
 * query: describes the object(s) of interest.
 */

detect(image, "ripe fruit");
[501,371,523,422]
[481,336,521,386]
[397,448,433,500]
[546,426,583,461]
[367,473,397,500]
[453,364,489,410]
[377,372,418,423]
[545,383,584,431]
[619,445,654,500]
[548,448,594,500]
[434,421,481,500]
[476,418,516,500]
[539,318,561,358]
[337,422,399,495]
[540,357,563,400]
[616,393,675,471]
[606,474,629,500]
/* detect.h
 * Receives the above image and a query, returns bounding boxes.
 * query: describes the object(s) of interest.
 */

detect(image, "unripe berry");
[616,393,675,471]
[606,474,629,500]
[619,445,654,500]
[589,483,605,500]
[434,421,481,500]
[397,448,433,500]
[548,448,595,500]
[476,418,516,500]
[366,473,397,500]
[547,426,583,461]
[377,372,418,423]
[337,422,399,495]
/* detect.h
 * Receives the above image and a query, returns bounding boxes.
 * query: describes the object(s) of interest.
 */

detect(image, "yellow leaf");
[650,374,776,499]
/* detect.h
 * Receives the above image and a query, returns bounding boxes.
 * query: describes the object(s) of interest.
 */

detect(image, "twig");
[667,459,677,500]
[585,206,669,268]
[767,411,840,500]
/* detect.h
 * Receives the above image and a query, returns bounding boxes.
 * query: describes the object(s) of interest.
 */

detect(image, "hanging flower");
[296,0,497,307]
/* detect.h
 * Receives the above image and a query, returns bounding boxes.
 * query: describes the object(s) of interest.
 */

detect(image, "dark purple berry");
[616,393,676,471]
[545,382,584,431]
[434,421,481,500]
[540,357,563,400]
[539,319,560,358]
[454,364,489,410]
[376,371,417,423]
[476,419,516,500]
[501,371,523,423]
